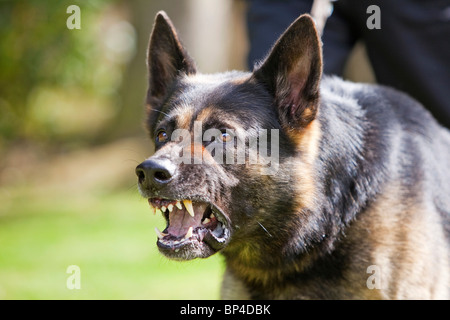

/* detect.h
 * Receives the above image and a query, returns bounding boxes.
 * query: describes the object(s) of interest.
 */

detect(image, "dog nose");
[136,159,176,187]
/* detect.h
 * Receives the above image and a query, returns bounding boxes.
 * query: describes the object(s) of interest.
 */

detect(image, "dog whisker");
[151,109,170,117]
[257,221,273,238]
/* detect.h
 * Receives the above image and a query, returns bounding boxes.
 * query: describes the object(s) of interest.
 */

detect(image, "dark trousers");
[246,0,450,128]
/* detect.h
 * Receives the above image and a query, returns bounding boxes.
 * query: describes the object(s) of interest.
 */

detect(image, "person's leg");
[321,2,359,76]
[246,0,314,69]
[246,0,358,75]
[361,0,450,128]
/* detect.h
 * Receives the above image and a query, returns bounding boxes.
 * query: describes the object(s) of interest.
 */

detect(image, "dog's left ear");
[253,14,322,129]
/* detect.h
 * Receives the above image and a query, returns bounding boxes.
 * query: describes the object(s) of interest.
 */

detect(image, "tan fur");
[195,106,215,123]
[173,105,194,130]
[293,118,322,210]
[346,181,450,299]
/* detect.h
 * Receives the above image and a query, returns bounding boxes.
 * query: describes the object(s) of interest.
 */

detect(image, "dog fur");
[137,11,450,299]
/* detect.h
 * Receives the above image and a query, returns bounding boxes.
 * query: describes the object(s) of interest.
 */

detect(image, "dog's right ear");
[146,11,196,111]
[252,14,322,130]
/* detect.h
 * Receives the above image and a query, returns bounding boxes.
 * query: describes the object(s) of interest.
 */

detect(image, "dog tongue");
[167,203,205,238]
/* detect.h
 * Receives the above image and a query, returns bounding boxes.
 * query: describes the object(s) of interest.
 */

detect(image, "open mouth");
[149,198,230,259]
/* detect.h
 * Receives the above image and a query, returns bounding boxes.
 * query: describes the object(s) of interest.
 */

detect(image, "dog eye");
[156,130,168,143]
[219,131,232,143]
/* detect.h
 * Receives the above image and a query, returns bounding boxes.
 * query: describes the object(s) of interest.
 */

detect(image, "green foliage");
[0,0,128,147]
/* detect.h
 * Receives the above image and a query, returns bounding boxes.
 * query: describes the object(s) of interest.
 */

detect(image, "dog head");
[136,11,322,261]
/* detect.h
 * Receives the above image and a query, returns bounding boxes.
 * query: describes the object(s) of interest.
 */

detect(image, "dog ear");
[146,11,196,108]
[253,14,322,129]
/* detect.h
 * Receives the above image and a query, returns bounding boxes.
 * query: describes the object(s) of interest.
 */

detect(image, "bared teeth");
[202,218,210,225]
[155,227,167,239]
[161,205,167,212]
[184,226,193,239]
[175,201,182,210]
[167,204,174,212]
[183,200,195,217]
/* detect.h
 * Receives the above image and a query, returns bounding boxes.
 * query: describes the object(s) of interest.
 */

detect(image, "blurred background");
[0,0,373,299]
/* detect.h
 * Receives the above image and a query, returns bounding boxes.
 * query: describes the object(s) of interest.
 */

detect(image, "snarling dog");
[135,11,450,299]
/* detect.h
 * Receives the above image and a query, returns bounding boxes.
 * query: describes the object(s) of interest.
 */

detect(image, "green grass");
[0,188,225,299]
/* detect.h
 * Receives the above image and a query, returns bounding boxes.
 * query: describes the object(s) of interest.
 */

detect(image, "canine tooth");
[148,202,156,215]
[210,213,215,219]
[176,201,182,210]
[161,205,167,212]
[183,200,195,217]
[202,218,211,225]
[167,204,174,212]
[155,227,166,239]
[184,226,193,239]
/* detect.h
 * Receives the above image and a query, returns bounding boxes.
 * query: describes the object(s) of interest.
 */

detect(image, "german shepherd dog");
[136,11,450,299]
